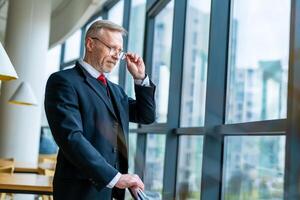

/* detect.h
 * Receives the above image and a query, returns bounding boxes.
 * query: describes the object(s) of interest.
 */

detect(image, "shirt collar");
[78,59,101,79]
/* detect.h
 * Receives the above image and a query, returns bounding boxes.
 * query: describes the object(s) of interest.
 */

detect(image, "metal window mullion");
[200,0,231,199]
[284,0,300,199]
[118,0,131,89]
[80,27,85,58]
[59,43,66,70]
[143,17,154,76]
[134,133,147,180]
[161,0,187,199]
[146,0,158,11]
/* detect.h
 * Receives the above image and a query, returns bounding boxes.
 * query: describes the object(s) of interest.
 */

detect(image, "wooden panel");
[0,173,53,194]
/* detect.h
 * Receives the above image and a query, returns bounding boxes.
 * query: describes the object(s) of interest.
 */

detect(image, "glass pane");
[129,122,138,129]
[108,0,124,26]
[152,1,174,123]
[45,45,61,78]
[180,0,211,127]
[125,133,137,200]
[144,134,166,196]
[176,135,204,200]
[222,136,286,200]
[107,0,124,84]
[64,30,82,63]
[39,127,58,154]
[226,0,291,124]
[128,133,137,174]
[126,0,146,99]
[44,45,61,83]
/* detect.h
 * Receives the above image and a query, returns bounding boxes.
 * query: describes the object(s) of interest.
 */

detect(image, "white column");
[0,0,51,165]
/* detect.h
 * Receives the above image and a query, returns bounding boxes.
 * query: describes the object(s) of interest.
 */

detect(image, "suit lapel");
[85,76,118,120]
[76,63,117,120]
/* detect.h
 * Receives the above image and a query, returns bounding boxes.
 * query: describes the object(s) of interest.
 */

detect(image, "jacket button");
[114,121,119,127]
[112,147,118,153]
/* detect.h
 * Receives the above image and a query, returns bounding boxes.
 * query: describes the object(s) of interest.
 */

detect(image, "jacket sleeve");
[128,80,156,124]
[44,73,118,189]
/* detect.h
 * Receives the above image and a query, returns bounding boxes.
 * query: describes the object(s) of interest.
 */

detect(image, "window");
[64,30,82,62]
[107,0,125,84]
[152,0,174,123]
[45,45,61,78]
[128,133,137,174]
[222,136,286,200]
[144,134,166,195]
[226,0,291,124]
[176,135,204,200]
[180,0,211,127]
[126,0,146,99]
[125,132,137,199]
[108,0,124,26]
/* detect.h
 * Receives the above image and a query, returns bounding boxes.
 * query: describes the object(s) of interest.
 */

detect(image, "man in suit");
[44,20,156,200]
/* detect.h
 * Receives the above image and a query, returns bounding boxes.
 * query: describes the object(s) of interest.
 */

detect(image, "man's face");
[87,29,123,73]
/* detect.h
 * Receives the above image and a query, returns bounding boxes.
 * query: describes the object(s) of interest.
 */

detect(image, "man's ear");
[86,38,93,52]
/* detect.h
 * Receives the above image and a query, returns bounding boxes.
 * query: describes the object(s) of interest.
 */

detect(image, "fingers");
[115,174,144,190]
[126,53,142,63]
[128,174,144,190]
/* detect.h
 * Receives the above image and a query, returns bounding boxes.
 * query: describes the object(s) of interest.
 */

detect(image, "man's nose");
[110,50,119,59]
[111,54,118,61]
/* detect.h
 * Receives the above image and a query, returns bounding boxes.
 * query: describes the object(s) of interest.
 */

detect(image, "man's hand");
[125,53,146,80]
[115,174,144,191]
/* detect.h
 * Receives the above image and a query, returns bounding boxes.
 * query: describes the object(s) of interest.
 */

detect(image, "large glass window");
[125,132,137,200]
[180,0,211,127]
[152,1,174,123]
[126,0,146,99]
[108,0,124,26]
[222,136,286,200]
[45,45,61,78]
[64,30,82,63]
[128,133,137,174]
[226,0,291,124]
[43,45,62,91]
[176,135,203,200]
[144,134,166,196]
[107,0,124,84]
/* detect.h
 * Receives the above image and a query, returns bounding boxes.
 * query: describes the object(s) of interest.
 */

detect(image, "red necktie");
[97,74,110,97]
[97,74,107,86]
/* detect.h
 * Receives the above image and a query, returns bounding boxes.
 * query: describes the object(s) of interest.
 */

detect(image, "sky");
[234,0,291,69]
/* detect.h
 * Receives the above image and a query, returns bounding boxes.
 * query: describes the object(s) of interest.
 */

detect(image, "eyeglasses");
[90,37,126,60]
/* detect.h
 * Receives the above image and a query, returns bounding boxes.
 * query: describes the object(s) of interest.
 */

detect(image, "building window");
[222,136,285,200]
[151,0,174,123]
[180,0,211,127]
[225,0,291,124]
[106,0,125,84]
[64,30,82,63]
[176,135,204,200]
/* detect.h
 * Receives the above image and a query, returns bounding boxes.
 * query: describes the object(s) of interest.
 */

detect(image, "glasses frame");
[90,37,126,59]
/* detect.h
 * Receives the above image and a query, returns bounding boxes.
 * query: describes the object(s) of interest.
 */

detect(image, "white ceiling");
[0,0,73,44]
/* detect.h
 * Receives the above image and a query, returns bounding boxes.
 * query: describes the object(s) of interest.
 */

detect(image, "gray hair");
[85,20,127,39]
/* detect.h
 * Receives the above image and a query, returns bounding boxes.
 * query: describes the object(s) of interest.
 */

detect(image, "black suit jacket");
[44,62,156,200]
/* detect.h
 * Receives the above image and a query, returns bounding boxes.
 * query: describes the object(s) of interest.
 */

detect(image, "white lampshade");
[9,82,38,106]
[0,42,18,81]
